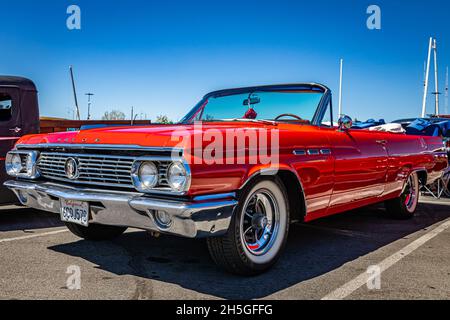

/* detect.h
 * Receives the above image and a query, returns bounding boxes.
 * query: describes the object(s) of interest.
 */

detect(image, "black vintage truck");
[0,77,39,204]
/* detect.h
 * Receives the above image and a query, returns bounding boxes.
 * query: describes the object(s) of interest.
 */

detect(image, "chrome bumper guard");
[4,180,237,238]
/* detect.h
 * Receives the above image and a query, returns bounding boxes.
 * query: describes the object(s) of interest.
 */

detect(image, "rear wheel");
[385,172,419,220]
[65,223,127,241]
[207,177,289,276]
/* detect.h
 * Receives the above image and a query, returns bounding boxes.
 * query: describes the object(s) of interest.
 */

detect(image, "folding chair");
[421,167,450,199]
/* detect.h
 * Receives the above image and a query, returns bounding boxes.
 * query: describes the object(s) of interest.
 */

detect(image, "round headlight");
[138,162,158,189]
[167,162,188,192]
[10,154,23,174]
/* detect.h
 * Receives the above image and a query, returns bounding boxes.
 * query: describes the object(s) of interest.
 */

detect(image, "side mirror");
[338,115,353,131]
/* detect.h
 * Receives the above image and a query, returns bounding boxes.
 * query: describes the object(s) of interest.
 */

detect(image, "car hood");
[17,122,277,149]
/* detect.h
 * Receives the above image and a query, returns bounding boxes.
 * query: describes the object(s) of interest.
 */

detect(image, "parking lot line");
[420,199,450,206]
[321,218,450,300]
[0,229,68,244]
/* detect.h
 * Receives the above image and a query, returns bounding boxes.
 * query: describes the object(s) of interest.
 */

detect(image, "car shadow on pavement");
[49,202,450,299]
[0,207,63,232]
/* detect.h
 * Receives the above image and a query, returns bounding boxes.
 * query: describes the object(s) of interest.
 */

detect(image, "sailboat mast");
[433,39,440,116]
[338,59,344,117]
[445,66,449,115]
[422,37,433,118]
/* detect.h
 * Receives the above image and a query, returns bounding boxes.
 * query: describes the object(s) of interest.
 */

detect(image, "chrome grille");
[37,153,172,189]
[38,153,135,188]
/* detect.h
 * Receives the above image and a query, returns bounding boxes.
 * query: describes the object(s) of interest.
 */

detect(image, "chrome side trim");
[307,149,320,155]
[293,150,306,156]
[294,149,332,156]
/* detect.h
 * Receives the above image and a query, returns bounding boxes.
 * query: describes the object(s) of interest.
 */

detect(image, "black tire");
[65,222,127,241]
[207,176,290,276]
[385,172,420,220]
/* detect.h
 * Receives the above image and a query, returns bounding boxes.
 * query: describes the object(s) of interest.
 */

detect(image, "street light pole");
[85,93,94,120]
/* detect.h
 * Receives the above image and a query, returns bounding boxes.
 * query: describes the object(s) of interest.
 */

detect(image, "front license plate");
[60,199,90,227]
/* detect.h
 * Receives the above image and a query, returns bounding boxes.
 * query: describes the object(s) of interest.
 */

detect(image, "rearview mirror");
[338,115,353,131]
[243,96,261,106]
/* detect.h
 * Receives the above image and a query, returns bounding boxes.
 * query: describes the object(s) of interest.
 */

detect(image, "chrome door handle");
[9,127,22,133]
[376,140,387,145]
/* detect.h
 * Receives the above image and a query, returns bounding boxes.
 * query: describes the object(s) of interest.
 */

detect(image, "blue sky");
[0,0,449,122]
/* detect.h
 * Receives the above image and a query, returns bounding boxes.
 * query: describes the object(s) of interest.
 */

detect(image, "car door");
[0,87,22,203]
[327,128,388,208]
[287,125,334,219]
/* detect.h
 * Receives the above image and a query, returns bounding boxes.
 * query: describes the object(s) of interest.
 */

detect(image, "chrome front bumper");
[4,180,237,238]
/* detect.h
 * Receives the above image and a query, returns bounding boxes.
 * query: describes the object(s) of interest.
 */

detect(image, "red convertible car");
[4,83,448,275]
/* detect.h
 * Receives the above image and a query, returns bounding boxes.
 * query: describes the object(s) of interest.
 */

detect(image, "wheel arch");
[240,166,307,223]
[396,166,427,195]
[414,169,428,186]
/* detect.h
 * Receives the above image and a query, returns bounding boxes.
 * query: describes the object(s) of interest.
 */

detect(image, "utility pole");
[338,59,344,117]
[69,66,81,120]
[85,93,94,120]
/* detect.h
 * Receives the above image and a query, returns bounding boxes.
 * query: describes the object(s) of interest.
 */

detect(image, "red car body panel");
[14,120,448,222]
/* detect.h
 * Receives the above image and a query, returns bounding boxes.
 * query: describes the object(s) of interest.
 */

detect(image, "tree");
[102,110,126,120]
[155,115,173,124]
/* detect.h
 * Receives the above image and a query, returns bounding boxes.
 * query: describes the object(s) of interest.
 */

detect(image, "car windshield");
[180,90,324,124]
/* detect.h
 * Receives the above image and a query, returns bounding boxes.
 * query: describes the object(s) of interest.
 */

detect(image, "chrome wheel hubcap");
[403,175,417,211]
[241,190,280,256]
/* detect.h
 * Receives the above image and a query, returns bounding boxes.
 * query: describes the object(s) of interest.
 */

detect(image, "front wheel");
[65,222,127,241]
[207,177,289,276]
[385,172,420,220]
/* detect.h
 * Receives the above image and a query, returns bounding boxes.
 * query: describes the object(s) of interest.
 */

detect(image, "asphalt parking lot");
[0,197,449,300]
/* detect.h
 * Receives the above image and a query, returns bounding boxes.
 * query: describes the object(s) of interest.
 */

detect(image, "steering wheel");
[274,114,304,121]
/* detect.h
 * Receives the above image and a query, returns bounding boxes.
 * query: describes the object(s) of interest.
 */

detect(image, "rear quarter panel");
[382,133,447,196]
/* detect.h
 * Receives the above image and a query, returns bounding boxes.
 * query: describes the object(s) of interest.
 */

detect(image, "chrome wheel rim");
[240,189,280,256]
[403,175,418,211]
